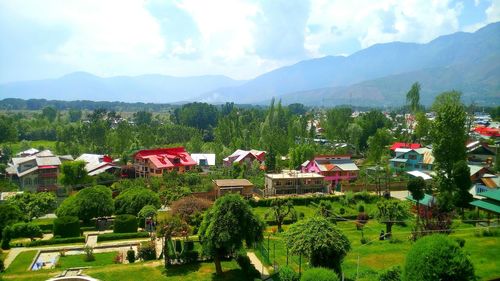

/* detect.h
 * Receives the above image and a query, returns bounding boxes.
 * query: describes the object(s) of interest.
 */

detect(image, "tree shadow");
[164,263,202,277]
[211,269,254,281]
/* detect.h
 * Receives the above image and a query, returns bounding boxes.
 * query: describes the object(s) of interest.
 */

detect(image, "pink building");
[301,155,359,190]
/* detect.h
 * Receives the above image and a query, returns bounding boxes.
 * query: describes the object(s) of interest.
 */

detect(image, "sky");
[0,0,499,83]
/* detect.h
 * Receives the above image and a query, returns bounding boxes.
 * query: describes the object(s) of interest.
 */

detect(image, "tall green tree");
[285,217,350,276]
[407,177,425,228]
[198,194,264,275]
[414,112,430,144]
[114,187,161,215]
[324,107,352,142]
[289,144,315,169]
[42,106,57,122]
[68,109,82,122]
[406,82,421,113]
[59,160,93,189]
[56,185,114,223]
[367,129,393,164]
[431,91,467,210]
[452,160,473,215]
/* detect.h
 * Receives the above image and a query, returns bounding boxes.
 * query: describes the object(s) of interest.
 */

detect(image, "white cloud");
[0,0,496,82]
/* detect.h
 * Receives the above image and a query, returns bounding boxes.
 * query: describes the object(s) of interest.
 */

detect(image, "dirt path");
[247,251,271,280]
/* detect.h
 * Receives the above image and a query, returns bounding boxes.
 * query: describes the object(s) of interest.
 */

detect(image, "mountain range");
[1,22,499,106]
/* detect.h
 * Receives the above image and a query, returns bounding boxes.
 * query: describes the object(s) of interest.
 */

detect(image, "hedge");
[250,192,378,207]
[80,226,96,232]
[36,223,54,232]
[53,216,80,238]
[97,232,149,242]
[113,215,138,233]
[27,237,85,247]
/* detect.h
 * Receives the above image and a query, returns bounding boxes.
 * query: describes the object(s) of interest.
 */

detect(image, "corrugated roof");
[478,189,500,201]
[470,199,500,214]
[191,154,216,166]
[407,170,432,180]
[481,177,499,188]
[406,193,436,207]
[214,179,254,187]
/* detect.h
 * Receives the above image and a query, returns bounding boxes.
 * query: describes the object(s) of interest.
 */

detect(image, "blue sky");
[0,0,499,83]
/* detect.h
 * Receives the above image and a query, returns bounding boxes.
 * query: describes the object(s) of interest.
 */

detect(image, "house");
[75,154,120,176]
[16,148,40,157]
[213,179,254,198]
[5,150,73,192]
[473,126,500,138]
[466,141,496,165]
[406,170,432,181]
[301,155,359,189]
[389,147,434,171]
[264,170,325,196]
[133,147,197,177]
[223,149,266,167]
[191,153,216,167]
[470,189,500,219]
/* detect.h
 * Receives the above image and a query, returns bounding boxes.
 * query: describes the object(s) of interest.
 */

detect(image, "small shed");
[213,179,254,199]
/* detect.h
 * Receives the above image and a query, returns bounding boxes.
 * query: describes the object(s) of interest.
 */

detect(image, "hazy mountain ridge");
[0,72,245,103]
[200,22,500,105]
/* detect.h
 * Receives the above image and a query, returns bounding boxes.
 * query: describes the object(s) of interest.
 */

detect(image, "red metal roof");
[134,147,197,169]
[390,142,421,150]
[38,165,58,169]
[474,126,500,137]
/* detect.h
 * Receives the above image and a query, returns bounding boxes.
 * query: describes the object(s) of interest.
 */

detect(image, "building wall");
[264,176,325,196]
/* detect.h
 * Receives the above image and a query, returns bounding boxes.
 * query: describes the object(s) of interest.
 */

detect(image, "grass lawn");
[4,250,38,274]
[57,252,118,269]
[0,260,252,281]
[254,219,500,281]
[1,140,57,154]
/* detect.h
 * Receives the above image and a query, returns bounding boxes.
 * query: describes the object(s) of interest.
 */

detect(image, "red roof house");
[390,142,421,151]
[474,126,500,138]
[134,147,197,177]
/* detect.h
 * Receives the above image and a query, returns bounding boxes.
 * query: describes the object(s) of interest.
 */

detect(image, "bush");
[27,237,85,247]
[1,227,12,250]
[83,245,95,262]
[114,215,138,233]
[184,240,194,251]
[137,241,156,261]
[300,267,339,281]
[403,235,476,281]
[279,265,299,281]
[0,257,4,272]
[53,216,80,238]
[378,266,401,281]
[175,239,182,254]
[181,250,199,264]
[235,249,260,279]
[127,248,136,263]
[114,187,161,215]
[114,252,123,264]
[10,222,43,240]
[455,237,466,248]
[97,232,149,242]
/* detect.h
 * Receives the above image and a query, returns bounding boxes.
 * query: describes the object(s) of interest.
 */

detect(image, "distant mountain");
[200,22,500,105]
[0,72,245,103]
[1,22,499,106]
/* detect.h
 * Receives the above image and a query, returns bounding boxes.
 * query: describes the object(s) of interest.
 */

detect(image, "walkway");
[247,251,270,280]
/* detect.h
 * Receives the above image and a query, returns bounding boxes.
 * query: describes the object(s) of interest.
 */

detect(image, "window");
[173,157,181,164]
[276,181,281,186]
[408,154,417,160]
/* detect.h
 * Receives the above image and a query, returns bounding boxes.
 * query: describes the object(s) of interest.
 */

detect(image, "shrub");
[137,241,156,261]
[83,245,95,262]
[114,215,138,233]
[235,249,260,279]
[360,237,369,245]
[339,207,346,215]
[127,248,136,263]
[114,252,123,264]
[175,239,182,254]
[0,257,4,272]
[27,237,85,247]
[403,235,476,281]
[279,265,299,281]
[53,216,80,238]
[97,232,149,242]
[9,222,43,240]
[300,267,339,281]
[379,266,401,281]
[357,204,365,213]
[1,227,12,250]
[455,237,465,248]
[114,187,161,215]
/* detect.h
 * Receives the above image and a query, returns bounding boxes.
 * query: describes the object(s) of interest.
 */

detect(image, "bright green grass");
[57,252,118,269]
[4,250,38,273]
[2,140,57,154]
[0,260,252,281]
[254,220,500,281]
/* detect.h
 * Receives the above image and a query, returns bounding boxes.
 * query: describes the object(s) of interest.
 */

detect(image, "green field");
[57,252,118,269]
[1,140,57,154]
[4,250,37,274]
